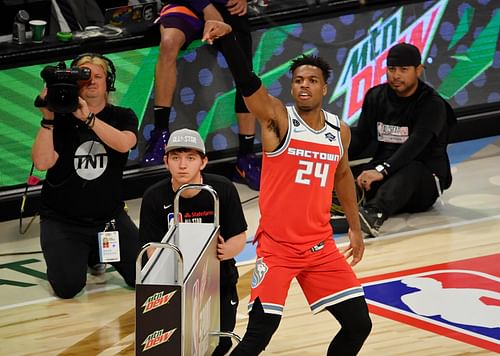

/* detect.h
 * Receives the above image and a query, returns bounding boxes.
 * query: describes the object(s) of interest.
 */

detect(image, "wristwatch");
[375,163,389,176]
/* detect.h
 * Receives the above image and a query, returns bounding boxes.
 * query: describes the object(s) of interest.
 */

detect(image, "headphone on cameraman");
[70,53,117,92]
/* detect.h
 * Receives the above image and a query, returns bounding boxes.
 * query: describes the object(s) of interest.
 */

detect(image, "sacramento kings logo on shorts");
[74,141,108,180]
[251,258,268,288]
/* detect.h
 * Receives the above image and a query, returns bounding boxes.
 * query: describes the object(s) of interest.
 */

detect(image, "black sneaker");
[359,207,387,237]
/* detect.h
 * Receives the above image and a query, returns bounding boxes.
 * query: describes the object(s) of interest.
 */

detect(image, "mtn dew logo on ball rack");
[330,0,448,125]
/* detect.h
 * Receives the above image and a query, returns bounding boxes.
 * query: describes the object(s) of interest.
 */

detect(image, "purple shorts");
[155,4,204,47]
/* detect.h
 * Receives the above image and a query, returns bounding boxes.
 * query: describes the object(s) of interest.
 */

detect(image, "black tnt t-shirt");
[40,105,138,226]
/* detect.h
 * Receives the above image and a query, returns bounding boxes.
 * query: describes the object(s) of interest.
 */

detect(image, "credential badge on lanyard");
[98,219,120,262]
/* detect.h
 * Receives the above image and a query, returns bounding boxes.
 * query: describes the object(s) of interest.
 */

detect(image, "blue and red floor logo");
[360,254,500,353]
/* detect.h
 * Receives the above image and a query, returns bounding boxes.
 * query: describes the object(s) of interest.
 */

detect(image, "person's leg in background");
[220,6,261,190]
[358,161,439,236]
[40,218,93,299]
[142,7,202,166]
[234,110,260,191]
[212,283,239,355]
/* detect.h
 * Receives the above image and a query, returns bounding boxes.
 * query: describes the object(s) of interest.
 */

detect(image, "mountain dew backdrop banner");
[0,0,498,189]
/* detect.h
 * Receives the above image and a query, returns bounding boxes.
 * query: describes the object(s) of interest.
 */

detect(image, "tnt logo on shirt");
[360,254,500,353]
[74,140,108,180]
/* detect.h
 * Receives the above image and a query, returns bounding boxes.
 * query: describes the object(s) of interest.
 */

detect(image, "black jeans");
[352,160,439,216]
[40,209,140,299]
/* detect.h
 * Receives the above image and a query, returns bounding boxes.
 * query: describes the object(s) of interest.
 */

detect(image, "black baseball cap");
[387,43,421,67]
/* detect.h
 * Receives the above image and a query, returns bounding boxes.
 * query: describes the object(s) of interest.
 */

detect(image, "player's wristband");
[216,34,262,97]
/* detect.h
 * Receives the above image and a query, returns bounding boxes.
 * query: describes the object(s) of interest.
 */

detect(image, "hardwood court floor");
[1,218,497,355]
[1,136,499,355]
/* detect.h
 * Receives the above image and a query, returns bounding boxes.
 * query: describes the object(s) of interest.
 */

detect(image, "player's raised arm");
[213,32,288,152]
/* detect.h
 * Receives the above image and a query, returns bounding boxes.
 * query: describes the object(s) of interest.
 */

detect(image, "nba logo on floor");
[360,254,500,353]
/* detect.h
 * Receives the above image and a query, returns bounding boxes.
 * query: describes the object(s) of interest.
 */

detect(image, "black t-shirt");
[40,105,138,225]
[350,81,456,189]
[139,173,248,287]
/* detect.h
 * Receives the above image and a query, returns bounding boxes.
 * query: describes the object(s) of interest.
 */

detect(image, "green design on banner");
[253,24,301,75]
[438,10,500,99]
[448,6,474,50]
[109,47,158,127]
[0,64,49,187]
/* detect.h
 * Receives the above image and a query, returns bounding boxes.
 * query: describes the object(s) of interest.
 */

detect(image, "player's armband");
[239,72,262,97]
[217,34,262,97]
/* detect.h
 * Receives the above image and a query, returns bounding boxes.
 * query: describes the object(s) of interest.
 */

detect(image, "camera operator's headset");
[70,52,117,92]
[20,53,118,234]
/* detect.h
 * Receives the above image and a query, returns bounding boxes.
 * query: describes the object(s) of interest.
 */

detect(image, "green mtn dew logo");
[330,0,448,125]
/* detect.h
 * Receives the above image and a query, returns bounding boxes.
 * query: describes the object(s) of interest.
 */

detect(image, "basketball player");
[203,27,372,355]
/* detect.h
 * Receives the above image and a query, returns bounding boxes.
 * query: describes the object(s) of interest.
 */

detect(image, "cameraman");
[32,53,140,299]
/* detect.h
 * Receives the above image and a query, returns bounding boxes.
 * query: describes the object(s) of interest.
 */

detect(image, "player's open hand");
[202,20,232,45]
[339,228,365,266]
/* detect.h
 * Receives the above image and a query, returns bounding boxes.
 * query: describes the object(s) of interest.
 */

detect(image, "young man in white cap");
[139,128,247,355]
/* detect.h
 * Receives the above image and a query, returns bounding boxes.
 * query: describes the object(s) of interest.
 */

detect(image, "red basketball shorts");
[248,233,365,315]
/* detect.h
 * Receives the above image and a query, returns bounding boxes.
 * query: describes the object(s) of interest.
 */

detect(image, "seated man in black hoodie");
[349,43,457,237]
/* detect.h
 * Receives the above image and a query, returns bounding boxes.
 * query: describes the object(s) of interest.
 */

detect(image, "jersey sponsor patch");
[251,258,269,288]
[360,254,500,353]
[377,122,409,143]
[324,132,336,142]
